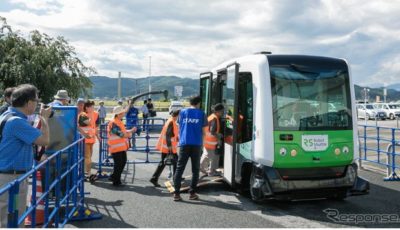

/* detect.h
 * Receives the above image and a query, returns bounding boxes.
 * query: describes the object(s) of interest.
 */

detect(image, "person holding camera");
[200,103,224,177]
[149,109,180,187]
[140,100,149,130]
[147,98,156,126]
[0,84,51,227]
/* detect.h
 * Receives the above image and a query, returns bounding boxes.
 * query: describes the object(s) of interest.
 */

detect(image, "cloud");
[1,0,400,86]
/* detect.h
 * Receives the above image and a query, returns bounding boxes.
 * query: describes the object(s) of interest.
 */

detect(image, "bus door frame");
[220,62,240,187]
[199,72,213,116]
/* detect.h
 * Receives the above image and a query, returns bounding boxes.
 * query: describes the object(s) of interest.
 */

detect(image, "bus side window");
[237,72,253,143]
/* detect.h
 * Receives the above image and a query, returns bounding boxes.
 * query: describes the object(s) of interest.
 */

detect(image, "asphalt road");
[65,114,400,228]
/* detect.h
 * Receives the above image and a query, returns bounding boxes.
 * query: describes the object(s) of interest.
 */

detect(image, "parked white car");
[356,103,386,120]
[373,103,400,120]
[169,101,184,113]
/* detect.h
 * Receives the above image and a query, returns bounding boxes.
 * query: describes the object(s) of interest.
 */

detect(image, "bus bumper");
[250,163,369,200]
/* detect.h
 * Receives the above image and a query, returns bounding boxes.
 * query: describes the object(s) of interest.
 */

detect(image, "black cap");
[213,103,224,112]
[170,109,180,117]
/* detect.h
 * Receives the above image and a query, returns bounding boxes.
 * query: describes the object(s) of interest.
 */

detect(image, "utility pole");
[363,87,369,104]
[118,71,122,99]
[135,79,138,95]
[383,87,387,103]
[148,56,152,93]
[364,87,369,125]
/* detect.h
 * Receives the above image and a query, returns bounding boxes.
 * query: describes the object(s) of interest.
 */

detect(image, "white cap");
[113,106,126,115]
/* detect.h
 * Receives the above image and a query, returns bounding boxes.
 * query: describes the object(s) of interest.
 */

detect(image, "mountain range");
[89,76,400,102]
[89,76,199,100]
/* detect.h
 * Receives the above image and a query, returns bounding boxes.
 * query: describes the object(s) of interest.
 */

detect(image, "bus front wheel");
[249,167,265,202]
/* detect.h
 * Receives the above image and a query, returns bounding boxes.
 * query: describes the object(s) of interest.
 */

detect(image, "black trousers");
[151,153,177,181]
[173,145,202,194]
[110,151,127,184]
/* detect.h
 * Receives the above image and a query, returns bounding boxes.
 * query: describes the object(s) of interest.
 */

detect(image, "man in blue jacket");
[173,95,207,201]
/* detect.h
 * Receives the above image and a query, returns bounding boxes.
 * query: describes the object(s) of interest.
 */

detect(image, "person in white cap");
[107,106,137,186]
[49,90,70,106]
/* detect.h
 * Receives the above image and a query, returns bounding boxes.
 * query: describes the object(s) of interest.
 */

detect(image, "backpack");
[0,113,15,143]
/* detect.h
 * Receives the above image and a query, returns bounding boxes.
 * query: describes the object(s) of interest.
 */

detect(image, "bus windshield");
[269,56,352,131]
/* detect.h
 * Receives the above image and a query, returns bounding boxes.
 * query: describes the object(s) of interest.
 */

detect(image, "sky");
[1,0,400,87]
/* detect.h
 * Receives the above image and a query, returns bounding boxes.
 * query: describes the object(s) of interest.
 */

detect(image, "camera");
[35,103,54,118]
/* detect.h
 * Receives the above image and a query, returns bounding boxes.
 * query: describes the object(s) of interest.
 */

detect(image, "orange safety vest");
[79,111,99,144]
[156,118,179,154]
[204,114,220,150]
[107,118,129,154]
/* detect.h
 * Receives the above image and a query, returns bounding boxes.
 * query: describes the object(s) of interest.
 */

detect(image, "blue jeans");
[173,145,202,194]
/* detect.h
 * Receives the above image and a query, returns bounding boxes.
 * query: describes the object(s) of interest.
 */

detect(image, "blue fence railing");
[96,118,166,179]
[0,137,101,228]
[358,124,400,181]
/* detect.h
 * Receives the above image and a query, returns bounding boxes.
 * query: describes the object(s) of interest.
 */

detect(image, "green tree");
[0,16,94,103]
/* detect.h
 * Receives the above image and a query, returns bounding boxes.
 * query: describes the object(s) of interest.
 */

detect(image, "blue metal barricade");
[96,117,166,177]
[358,124,400,181]
[0,137,101,228]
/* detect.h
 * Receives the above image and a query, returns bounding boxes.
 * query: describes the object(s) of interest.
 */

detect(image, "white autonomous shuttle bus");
[199,52,369,201]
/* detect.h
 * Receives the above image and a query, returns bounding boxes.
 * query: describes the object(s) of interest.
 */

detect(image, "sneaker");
[173,193,182,201]
[89,174,97,183]
[149,178,161,187]
[189,193,199,200]
[112,181,123,187]
[208,172,221,177]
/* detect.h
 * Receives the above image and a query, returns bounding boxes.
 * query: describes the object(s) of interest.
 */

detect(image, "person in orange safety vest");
[200,103,224,176]
[149,109,180,187]
[78,100,100,176]
[107,106,137,186]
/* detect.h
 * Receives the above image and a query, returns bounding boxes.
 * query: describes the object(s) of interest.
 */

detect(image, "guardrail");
[0,138,101,228]
[96,118,166,179]
[358,124,400,181]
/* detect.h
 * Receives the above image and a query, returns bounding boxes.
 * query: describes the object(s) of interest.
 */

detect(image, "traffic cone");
[25,171,45,226]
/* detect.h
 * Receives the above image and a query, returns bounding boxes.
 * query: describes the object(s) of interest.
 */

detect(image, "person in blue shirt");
[126,99,140,148]
[126,99,139,129]
[173,95,207,201]
[0,84,51,227]
[48,90,70,106]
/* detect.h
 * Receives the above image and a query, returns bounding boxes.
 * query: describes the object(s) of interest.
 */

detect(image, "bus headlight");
[334,148,341,155]
[342,146,349,154]
[279,147,287,156]
[290,149,297,157]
